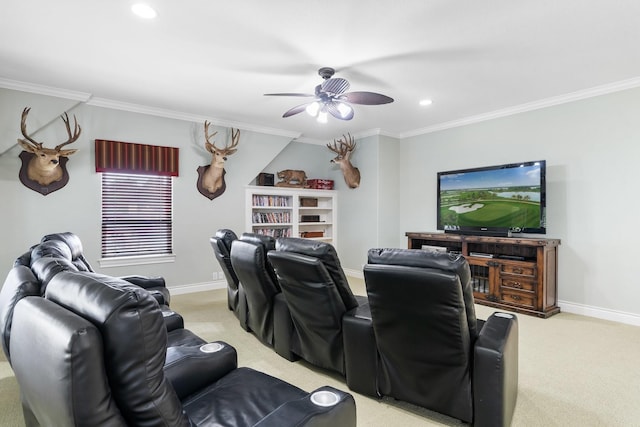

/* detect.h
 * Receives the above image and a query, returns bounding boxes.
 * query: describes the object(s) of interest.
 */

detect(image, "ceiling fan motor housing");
[318,67,336,80]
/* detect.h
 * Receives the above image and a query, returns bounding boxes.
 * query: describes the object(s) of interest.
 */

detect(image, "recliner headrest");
[40,232,93,272]
[30,257,78,291]
[214,229,238,251]
[31,240,73,264]
[240,232,276,251]
[41,232,83,258]
[276,237,358,310]
[367,248,470,286]
[14,250,33,268]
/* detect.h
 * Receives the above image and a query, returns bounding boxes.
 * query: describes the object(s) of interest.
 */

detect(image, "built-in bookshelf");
[246,186,337,245]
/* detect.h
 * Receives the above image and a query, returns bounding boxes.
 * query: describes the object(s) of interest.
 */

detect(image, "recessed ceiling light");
[132,3,157,19]
[419,99,433,106]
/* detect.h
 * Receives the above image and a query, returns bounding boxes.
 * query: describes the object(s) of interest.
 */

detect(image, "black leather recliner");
[357,248,519,427]
[9,269,357,427]
[0,237,197,364]
[267,238,369,376]
[209,229,248,330]
[230,232,280,346]
[40,231,171,305]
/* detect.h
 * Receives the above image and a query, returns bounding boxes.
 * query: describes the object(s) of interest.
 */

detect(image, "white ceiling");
[2,0,640,142]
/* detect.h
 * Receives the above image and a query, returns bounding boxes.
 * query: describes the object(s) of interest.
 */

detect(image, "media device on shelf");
[437,160,546,237]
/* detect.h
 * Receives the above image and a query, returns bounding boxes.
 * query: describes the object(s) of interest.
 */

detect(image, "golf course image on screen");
[438,162,544,230]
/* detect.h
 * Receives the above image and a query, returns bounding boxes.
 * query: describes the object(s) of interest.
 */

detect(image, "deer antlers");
[327,133,356,158]
[20,107,81,150]
[327,133,360,189]
[204,121,240,154]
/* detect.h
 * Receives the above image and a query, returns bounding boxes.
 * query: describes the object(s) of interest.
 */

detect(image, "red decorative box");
[307,179,334,190]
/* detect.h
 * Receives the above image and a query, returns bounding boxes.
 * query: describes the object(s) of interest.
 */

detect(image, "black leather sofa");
[354,248,519,427]
[8,268,356,426]
[0,235,200,364]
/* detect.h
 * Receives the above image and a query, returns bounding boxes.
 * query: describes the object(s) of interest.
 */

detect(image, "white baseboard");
[558,300,640,327]
[343,268,364,280]
[169,280,226,295]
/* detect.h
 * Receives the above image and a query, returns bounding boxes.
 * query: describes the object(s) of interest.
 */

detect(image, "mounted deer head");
[327,133,360,189]
[196,121,240,199]
[17,107,81,191]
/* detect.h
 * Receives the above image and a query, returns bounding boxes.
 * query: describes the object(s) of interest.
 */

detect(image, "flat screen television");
[437,160,546,236]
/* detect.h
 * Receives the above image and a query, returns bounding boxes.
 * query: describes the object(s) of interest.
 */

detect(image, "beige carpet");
[2,278,640,426]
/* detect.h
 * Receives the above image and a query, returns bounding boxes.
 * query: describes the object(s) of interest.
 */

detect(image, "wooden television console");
[406,232,560,318]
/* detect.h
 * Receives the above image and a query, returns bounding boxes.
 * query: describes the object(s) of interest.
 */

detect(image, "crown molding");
[295,128,400,146]
[0,78,301,140]
[0,77,92,102]
[86,97,301,139]
[400,76,640,138]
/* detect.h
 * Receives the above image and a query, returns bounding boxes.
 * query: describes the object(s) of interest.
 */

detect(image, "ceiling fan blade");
[264,92,315,97]
[282,103,310,118]
[321,78,350,95]
[326,101,355,121]
[341,91,394,105]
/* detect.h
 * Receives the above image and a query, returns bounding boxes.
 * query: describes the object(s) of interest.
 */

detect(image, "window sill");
[98,254,176,268]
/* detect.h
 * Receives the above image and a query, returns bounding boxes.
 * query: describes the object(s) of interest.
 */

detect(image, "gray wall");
[399,86,640,321]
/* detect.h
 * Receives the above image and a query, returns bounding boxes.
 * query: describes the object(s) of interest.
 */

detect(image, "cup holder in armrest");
[200,342,224,353]
[310,390,340,407]
[495,312,514,319]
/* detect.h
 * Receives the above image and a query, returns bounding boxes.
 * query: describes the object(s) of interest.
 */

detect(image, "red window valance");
[95,139,179,177]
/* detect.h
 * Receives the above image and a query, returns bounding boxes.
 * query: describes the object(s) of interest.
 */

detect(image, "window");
[101,172,174,260]
[94,139,179,266]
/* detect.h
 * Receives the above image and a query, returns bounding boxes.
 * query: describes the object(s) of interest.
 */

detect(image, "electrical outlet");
[212,272,217,280]
[217,272,224,280]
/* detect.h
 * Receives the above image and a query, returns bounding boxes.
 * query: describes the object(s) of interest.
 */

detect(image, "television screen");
[437,160,546,235]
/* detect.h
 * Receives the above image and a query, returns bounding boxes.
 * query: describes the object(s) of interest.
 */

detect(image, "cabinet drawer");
[500,290,536,309]
[500,263,536,278]
[501,278,536,292]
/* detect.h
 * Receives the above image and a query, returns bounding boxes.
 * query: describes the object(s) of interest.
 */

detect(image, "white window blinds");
[101,172,173,258]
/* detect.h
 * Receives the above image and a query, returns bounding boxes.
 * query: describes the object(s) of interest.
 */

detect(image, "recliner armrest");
[120,275,170,305]
[343,302,378,397]
[121,275,165,289]
[253,386,356,427]
[160,305,184,331]
[164,341,238,399]
[473,312,519,427]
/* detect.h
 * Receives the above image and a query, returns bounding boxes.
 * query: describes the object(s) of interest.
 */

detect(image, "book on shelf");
[252,194,291,207]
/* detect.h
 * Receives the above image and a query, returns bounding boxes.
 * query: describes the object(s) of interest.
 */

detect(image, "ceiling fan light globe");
[306,102,320,117]
[337,102,353,118]
[317,111,328,124]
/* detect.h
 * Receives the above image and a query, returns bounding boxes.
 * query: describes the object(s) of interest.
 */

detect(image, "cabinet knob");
[512,267,523,274]
[511,294,522,301]
[512,282,522,289]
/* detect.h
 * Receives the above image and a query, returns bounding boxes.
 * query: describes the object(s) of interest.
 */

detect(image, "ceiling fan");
[264,67,394,123]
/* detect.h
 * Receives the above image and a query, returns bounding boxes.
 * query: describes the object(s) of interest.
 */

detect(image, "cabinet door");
[468,259,491,299]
